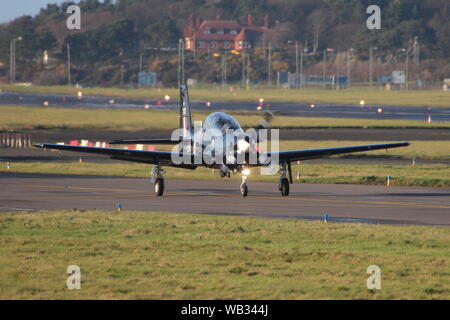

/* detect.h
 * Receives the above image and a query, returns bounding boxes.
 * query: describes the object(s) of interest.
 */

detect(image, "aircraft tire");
[155,178,164,196]
[240,183,248,197]
[280,178,289,196]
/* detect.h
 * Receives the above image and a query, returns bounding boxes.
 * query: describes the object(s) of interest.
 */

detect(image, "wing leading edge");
[272,142,410,163]
[33,143,197,169]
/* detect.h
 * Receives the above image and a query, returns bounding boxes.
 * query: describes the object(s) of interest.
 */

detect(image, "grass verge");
[1,162,449,188]
[1,106,449,131]
[0,209,448,299]
[1,84,450,107]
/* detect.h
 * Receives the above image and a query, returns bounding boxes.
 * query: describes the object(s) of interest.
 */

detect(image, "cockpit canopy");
[203,112,242,133]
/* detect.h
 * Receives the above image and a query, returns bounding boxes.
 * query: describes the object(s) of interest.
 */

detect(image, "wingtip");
[33,143,45,148]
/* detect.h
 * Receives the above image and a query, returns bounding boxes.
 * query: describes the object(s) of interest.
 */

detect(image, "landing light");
[242,168,251,176]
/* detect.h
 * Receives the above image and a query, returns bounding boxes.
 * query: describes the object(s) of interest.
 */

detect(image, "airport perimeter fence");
[0,131,32,148]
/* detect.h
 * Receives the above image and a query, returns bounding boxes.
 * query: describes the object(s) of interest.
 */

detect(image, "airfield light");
[377,107,383,113]
[144,104,150,109]
[164,95,170,102]
[242,168,251,176]
[360,100,365,106]
[109,99,115,104]
[259,98,264,104]
[77,91,83,99]
[206,101,211,107]
[43,101,49,106]
[310,104,315,108]
[212,53,220,57]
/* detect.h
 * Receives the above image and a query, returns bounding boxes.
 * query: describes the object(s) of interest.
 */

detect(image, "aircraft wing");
[272,142,410,162]
[33,143,197,169]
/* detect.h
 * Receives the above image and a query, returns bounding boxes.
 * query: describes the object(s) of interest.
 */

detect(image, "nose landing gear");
[240,169,249,197]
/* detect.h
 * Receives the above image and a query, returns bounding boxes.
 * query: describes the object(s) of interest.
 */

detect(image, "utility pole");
[323,49,326,88]
[10,37,22,84]
[224,50,228,88]
[267,41,272,88]
[369,47,373,87]
[221,52,227,89]
[178,39,182,87]
[67,44,72,86]
[347,48,354,87]
[299,47,303,89]
[120,64,124,86]
[10,40,13,84]
[336,49,340,91]
[241,53,246,89]
[414,37,420,87]
[181,40,185,85]
[295,41,299,88]
[405,47,409,90]
[347,49,351,87]
[246,52,250,88]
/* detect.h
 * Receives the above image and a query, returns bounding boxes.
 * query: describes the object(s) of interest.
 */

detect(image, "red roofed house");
[184,14,270,52]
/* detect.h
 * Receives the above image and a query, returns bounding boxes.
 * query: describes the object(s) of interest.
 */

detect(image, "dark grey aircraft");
[34,85,409,197]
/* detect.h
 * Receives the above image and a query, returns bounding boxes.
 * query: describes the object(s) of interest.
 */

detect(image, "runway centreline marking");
[3,182,450,210]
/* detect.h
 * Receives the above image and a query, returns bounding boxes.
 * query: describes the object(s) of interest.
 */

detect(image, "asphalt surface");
[1,172,449,226]
[2,91,450,121]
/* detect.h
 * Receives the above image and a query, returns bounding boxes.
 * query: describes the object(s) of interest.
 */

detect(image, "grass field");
[0,209,448,299]
[1,84,450,107]
[2,161,449,188]
[1,106,448,131]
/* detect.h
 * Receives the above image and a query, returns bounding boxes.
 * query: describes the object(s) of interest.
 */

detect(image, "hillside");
[0,0,449,87]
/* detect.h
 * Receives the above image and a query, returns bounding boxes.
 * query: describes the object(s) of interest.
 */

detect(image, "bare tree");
[306,8,330,54]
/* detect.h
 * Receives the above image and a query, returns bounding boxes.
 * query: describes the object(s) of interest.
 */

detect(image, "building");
[183,14,270,53]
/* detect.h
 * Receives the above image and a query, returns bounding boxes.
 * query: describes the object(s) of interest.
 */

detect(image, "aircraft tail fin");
[179,84,194,139]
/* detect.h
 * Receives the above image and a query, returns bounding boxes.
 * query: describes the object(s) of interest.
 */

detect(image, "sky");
[0,0,71,23]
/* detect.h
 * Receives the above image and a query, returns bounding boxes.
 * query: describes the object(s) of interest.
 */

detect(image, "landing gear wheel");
[280,178,289,196]
[155,178,165,196]
[240,183,248,197]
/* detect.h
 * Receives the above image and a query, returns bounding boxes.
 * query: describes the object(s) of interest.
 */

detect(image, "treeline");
[0,0,449,86]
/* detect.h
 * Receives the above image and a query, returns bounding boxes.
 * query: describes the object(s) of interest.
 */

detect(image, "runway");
[1,172,449,226]
[2,91,450,121]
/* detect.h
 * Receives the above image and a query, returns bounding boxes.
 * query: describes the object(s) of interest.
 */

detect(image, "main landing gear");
[151,163,166,196]
[278,162,292,196]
